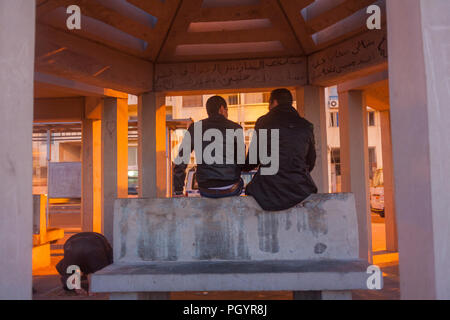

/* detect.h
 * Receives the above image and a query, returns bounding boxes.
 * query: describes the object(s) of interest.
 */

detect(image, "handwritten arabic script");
[155,57,307,91]
[309,30,387,84]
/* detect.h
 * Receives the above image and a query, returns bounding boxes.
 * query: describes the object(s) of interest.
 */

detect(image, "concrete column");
[82,118,94,232]
[102,98,128,244]
[295,86,329,193]
[92,120,102,234]
[379,111,398,252]
[82,98,102,233]
[387,0,450,299]
[0,0,35,299]
[338,90,372,262]
[138,92,167,198]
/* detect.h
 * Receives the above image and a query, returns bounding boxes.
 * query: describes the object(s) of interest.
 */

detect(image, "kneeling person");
[56,232,113,295]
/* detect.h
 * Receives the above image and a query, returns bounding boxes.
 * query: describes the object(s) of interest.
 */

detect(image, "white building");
[325,87,383,192]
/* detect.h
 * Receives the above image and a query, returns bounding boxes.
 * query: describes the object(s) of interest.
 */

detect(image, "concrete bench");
[91,193,377,300]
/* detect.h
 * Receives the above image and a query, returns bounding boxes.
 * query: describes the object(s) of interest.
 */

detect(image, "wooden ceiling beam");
[258,0,304,55]
[159,0,304,61]
[278,0,316,54]
[39,7,148,59]
[35,24,153,94]
[126,0,182,60]
[36,0,74,17]
[193,4,267,22]
[157,0,203,62]
[126,0,166,18]
[180,27,280,44]
[305,0,377,34]
[311,0,386,52]
[35,72,129,98]
[72,0,156,42]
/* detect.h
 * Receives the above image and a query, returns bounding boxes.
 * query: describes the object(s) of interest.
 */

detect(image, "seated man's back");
[173,96,244,198]
[244,89,317,211]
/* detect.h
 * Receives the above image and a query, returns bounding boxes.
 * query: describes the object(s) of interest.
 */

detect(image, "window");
[128,146,138,167]
[166,105,173,119]
[192,172,198,190]
[329,111,339,127]
[368,111,375,126]
[368,147,377,179]
[243,92,270,104]
[244,121,256,146]
[182,95,203,108]
[228,94,239,105]
[330,148,341,176]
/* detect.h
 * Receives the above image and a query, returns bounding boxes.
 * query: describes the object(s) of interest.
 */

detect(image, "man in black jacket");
[243,88,317,211]
[173,96,244,198]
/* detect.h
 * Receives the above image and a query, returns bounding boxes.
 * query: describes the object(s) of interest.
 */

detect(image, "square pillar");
[0,0,35,299]
[82,98,102,233]
[102,98,128,244]
[92,120,102,233]
[379,111,398,252]
[387,0,450,299]
[82,118,94,232]
[138,92,167,198]
[338,90,372,262]
[295,86,329,193]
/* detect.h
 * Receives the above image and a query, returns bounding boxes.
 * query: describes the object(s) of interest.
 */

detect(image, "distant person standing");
[242,88,317,211]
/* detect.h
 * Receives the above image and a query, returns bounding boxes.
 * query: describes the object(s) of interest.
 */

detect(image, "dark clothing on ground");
[56,232,113,289]
[243,103,317,211]
[173,114,244,193]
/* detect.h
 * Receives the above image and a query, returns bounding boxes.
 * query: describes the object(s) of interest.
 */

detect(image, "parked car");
[128,169,139,196]
[184,167,256,197]
[370,168,385,217]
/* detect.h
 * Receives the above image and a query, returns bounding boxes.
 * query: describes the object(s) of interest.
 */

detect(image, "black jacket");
[173,114,243,192]
[243,104,317,211]
[56,232,113,289]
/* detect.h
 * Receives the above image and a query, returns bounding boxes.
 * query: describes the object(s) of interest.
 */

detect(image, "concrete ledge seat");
[91,193,376,300]
[92,259,370,292]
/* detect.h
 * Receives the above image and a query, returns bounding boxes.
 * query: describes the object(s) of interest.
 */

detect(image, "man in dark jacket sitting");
[243,88,318,211]
[173,96,245,198]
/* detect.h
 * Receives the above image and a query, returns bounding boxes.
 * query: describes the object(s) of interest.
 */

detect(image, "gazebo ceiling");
[35,0,387,95]
[36,0,382,62]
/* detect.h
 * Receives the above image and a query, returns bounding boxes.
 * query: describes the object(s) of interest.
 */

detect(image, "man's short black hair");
[270,88,293,106]
[206,96,227,116]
